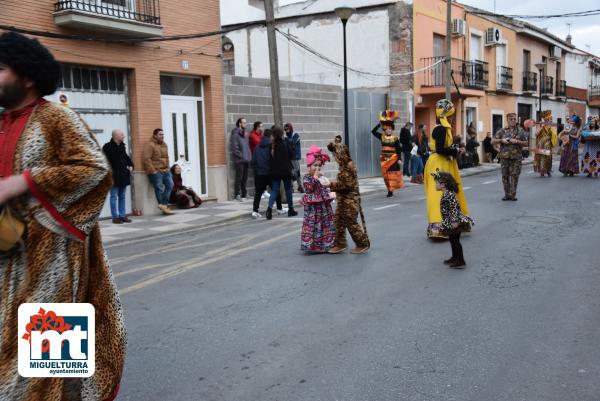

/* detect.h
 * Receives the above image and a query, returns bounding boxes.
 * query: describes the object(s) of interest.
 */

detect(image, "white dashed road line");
[482,180,497,185]
[373,204,399,211]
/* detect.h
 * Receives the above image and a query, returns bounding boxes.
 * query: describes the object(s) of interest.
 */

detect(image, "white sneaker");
[234,195,243,202]
[251,211,262,219]
[276,208,287,215]
[241,197,248,202]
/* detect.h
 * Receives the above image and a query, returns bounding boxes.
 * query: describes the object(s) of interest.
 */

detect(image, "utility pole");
[264,0,283,127]
[445,0,452,100]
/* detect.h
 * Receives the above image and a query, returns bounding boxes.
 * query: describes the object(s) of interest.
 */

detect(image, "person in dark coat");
[251,129,282,218]
[483,132,498,162]
[102,129,133,223]
[266,126,298,220]
[230,117,252,201]
[169,164,202,208]
[399,122,413,176]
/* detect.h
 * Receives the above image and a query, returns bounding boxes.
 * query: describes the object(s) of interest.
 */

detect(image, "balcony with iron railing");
[542,76,553,95]
[556,80,566,97]
[522,71,537,92]
[54,0,162,37]
[589,85,600,106]
[496,66,513,91]
[421,57,489,91]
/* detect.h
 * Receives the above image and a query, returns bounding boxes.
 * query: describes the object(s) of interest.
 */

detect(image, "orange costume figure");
[371,110,404,197]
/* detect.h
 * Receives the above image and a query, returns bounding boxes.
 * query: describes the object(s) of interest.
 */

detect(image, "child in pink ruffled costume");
[300,145,336,253]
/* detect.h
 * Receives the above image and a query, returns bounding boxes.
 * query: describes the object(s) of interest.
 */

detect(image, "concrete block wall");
[390,91,414,126]
[224,75,343,199]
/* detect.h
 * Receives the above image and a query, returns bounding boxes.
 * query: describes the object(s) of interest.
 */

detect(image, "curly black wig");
[0,31,61,97]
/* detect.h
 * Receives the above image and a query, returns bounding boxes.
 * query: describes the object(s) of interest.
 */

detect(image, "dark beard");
[0,78,27,110]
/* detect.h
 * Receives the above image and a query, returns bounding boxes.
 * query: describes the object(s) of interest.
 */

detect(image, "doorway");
[518,103,532,128]
[160,75,208,196]
[492,114,503,136]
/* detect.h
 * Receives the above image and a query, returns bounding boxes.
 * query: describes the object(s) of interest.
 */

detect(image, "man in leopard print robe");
[326,140,370,254]
[0,32,125,401]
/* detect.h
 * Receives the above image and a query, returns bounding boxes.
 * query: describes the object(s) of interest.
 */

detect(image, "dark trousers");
[269,177,293,210]
[402,151,411,176]
[234,162,249,197]
[449,232,465,263]
[253,174,282,212]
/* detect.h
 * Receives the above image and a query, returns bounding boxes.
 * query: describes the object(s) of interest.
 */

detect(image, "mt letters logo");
[18,303,95,377]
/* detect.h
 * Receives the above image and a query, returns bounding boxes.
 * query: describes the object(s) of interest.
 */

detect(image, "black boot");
[288,208,298,217]
[386,191,393,198]
[266,207,272,220]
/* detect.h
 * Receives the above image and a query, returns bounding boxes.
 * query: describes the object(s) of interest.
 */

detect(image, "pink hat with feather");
[306,144,330,167]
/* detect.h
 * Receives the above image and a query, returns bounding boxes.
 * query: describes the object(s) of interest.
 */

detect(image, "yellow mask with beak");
[435,99,455,129]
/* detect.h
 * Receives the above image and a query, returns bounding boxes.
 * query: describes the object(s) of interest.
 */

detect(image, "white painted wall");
[227,10,390,89]
[565,52,589,89]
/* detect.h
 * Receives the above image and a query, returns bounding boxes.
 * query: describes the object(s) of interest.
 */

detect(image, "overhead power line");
[0,22,261,43]
[469,8,600,19]
[276,28,444,78]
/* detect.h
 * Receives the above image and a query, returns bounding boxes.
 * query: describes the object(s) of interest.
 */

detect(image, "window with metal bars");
[59,64,126,93]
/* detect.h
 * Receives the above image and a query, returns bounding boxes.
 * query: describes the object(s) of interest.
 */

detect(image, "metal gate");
[348,91,387,178]
[47,64,131,219]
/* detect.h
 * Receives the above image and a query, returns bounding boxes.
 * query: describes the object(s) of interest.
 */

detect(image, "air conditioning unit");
[486,27,502,46]
[550,46,562,60]
[452,19,466,36]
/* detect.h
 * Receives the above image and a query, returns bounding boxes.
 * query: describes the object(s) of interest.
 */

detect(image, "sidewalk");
[100,160,524,245]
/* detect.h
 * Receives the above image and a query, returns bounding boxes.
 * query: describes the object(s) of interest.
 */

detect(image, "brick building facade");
[2,0,226,216]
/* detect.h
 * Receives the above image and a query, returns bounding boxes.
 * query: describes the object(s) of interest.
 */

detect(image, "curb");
[103,212,250,248]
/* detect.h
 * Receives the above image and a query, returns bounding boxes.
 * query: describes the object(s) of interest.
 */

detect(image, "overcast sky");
[458,0,600,55]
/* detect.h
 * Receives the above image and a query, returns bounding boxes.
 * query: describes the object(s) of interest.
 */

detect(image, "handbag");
[0,205,25,252]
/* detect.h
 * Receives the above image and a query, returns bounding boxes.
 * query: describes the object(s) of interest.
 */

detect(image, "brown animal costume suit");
[327,141,370,253]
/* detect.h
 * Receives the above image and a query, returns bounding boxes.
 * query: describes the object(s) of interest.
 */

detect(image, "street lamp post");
[335,6,355,148]
[535,62,546,121]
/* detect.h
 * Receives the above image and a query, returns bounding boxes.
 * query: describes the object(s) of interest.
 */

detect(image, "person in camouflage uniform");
[326,138,370,254]
[492,113,529,201]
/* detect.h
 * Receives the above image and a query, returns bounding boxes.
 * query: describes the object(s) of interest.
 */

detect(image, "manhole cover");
[517,216,562,225]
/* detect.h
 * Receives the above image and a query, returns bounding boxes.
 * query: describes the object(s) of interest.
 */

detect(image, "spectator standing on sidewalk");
[411,124,428,184]
[249,121,263,155]
[143,128,174,215]
[400,121,413,177]
[483,132,498,162]
[103,128,134,224]
[231,117,252,201]
[251,129,283,218]
[284,122,304,193]
[266,126,298,220]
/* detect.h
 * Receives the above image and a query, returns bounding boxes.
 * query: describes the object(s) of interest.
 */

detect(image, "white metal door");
[160,96,204,195]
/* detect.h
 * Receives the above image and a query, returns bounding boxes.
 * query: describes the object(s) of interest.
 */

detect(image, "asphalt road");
[107,167,600,401]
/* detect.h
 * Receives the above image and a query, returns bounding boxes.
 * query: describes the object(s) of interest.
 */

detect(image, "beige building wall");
[413,0,467,139]
[464,12,519,141]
